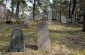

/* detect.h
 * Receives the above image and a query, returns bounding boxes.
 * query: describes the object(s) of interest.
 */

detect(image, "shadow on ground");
[25,44,38,50]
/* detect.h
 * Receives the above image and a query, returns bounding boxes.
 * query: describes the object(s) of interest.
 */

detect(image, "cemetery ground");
[0,21,85,55]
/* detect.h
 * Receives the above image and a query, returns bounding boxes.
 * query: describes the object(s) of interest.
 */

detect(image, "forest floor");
[0,21,85,55]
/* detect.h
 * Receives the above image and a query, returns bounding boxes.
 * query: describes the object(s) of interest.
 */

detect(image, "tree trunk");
[72,0,76,14]
[11,2,14,18]
[11,2,14,14]
[71,0,76,24]
[52,9,56,20]
[83,3,85,32]
[60,10,61,21]
[15,0,20,19]
[69,0,71,18]
[33,0,36,18]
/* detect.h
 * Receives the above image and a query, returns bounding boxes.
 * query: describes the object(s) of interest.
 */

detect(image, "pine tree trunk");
[52,9,56,20]
[60,10,61,21]
[33,0,36,18]
[11,2,14,18]
[72,0,76,14]
[83,3,85,32]
[69,0,71,18]
[15,0,20,19]
[72,0,76,24]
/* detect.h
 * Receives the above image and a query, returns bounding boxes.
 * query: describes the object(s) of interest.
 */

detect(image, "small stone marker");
[9,29,24,52]
[37,21,51,51]
[61,16,67,23]
[80,16,83,22]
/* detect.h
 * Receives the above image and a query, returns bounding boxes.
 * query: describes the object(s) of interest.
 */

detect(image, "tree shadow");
[25,44,38,50]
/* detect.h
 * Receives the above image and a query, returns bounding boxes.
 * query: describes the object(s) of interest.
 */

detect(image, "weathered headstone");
[61,16,67,23]
[80,16,83,22]
[0,4,7,21]
[37,21,51,51]
[9,29,24,52]
[24,12,33,25]
[72,14,76,24]
[48,6,52,22]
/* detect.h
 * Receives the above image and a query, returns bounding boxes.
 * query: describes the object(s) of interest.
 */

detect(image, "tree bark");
[69,0,71,18]
[15,0,20,19]
[52,9,56,20]
[83,3,85,32]
[11,2,14,18]
[33,0,36,18]
[71,0,76,24]
[72,0,76,14]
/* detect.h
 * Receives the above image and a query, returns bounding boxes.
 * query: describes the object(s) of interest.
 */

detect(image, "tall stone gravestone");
[0,4,7,21]
[9,29,24,52]
[37,21,51,51]
[24,12,33,25]
[48,6,52,22]
[61,16,67,23]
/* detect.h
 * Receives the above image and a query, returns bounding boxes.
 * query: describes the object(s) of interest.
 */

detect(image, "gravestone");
[0,4,7,21]
[37,21,51,51]
[24,12,33,25]
[9,29,24,52]
[80,16,83,22]
[72,14,76,24]
[61,16,67,23]
[48,6,52,22]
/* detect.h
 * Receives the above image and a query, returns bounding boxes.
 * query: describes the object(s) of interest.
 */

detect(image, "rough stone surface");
[37,21,51,51]
[24,12,33,25]
[48,6,52,22]
[61,16,67,23]
[9,29,24,52]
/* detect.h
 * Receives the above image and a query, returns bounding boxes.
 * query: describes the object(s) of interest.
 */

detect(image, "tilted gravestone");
[37,21,51,51]
[61,16,67,23]
[9,29,24,52]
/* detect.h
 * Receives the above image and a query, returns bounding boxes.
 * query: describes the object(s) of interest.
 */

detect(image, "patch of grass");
[72,50,85,55]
